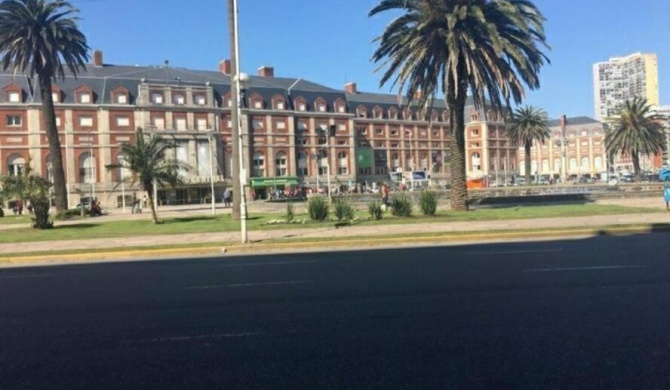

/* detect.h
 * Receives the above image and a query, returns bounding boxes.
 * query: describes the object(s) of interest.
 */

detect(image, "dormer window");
[253,100,262,109]
[373,107,383,119]
[194,94,206,106]
[151,92,164,104]
[111,86,129,104]
[79,92,91,104]
[315,98,327,112]
[356,106,367,118]
[403,110,412,120]
[273,97,285,110]
[52,91,60,103]
[116,94,127,104]
[389,109,398,120]
[8,91,20,103]
[294,97,307,111]
[173,94,185,105]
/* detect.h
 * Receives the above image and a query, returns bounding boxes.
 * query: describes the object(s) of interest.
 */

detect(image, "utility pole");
[227,0,241,220]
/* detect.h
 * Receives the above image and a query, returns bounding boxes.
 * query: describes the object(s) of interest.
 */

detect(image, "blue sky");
[75,0,669,119]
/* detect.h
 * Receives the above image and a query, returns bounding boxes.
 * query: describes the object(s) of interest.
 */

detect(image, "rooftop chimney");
[93,50,103,67]
[219,59,231,75]
[344,82,357,94]
[258,66,274,77]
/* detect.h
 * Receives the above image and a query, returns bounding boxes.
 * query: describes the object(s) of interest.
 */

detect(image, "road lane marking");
[471,249,564,255]
[221,260,318,268]
[185,280,314,289]
[522,265,644,273]
[122,332,264,344]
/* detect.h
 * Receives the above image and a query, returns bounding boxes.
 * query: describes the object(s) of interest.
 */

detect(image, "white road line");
[522,265,644,273]
[221,260,318,268]
[122,332,264,344]
[185,280,314,289]
[472,249,564,255]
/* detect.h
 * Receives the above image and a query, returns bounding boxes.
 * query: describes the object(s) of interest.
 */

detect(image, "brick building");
[0,51,512,208]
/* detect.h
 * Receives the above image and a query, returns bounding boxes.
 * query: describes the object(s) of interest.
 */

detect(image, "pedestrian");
[223,188,232,208]
[381,181,390,207]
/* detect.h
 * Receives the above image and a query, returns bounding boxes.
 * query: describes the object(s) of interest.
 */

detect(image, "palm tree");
[0,0,90,211]
[605,97,666,181]
[0,155,53,228]
[106,129,188,224]
[370,0,549,211]
[505,106,550,184]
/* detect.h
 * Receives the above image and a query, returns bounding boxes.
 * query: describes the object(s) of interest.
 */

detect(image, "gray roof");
[548,116,600,127]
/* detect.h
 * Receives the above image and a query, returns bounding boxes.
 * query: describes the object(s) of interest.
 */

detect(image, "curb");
[2,223,669,266]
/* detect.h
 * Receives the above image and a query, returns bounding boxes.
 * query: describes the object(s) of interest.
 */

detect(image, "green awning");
[250,176,299,188]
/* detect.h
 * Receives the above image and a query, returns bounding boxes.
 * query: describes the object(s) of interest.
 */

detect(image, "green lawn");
[0,215,32,225]
[0,204,659,244]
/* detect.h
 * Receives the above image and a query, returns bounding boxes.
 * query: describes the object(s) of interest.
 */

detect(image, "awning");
[250,176,299,188]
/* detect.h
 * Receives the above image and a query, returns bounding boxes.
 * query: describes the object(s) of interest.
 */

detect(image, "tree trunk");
[38,73,68,210]
[449,94,468,211]
[227,0,241,221]
[524,143,532,185]
[632,150,641,182]
[145,183,160,224]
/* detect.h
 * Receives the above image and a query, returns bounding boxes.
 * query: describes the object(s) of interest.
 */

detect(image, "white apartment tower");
[593,52,659,121]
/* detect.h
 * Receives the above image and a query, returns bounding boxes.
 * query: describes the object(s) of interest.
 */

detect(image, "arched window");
[569,158,577,170]
[594,156,603,170]
[581,157,590,170]
[530,160,538,174]
[79,152,96,183]
[471,152,481,171]
[542,160,549,173]
[6,154,25,176]
[519,160,526,174]
[553,158,561,172]
[252,152,265,177]
[275,152,287,176]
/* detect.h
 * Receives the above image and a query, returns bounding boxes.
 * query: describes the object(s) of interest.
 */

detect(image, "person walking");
[380,181,390,207]
[223,188,232,208]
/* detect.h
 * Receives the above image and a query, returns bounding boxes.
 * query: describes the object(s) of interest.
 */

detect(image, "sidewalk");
[1,212,668,255]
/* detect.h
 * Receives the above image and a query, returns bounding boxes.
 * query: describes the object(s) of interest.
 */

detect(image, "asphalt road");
[2,233,670,390]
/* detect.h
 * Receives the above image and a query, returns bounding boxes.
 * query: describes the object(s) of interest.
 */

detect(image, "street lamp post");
[234,71,250,243]
[118,155,126,214]
[88,130,95,203]
[208,132,216,215]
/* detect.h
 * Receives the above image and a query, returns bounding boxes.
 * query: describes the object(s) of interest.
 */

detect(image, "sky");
[73,0,669,119]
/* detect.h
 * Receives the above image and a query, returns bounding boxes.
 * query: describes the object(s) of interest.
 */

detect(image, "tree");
[0,156,53,229]
[0,0,90,211]
[605,97,666,181]
[106,128,188,224]
[370,0,549,210]
[505,106,550,184]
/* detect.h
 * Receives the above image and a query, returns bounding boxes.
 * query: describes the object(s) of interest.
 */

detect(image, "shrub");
[307,196,329,222]
[55,208,82,221]
[390,194,413,217]
[419,190,438,216]
[286,202,295,222]
[368,201,383,220]
[30,197,53,229]
[334,199,355,221]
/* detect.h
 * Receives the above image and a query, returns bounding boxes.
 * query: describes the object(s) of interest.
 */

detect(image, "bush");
[286,202,295,223]
[419,190,438,216]
[30,197,53,229]
[55,208,82,221]
[390,194,413,217]
[0,207,4,218]
[334,199,355,221]
[307,196,329,222]
[368,201,383,221]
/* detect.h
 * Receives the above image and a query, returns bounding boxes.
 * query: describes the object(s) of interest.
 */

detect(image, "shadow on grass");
[53,223,98,230]
[171,216,217,223]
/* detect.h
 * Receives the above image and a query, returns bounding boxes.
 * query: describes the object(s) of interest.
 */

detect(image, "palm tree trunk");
[145,184,159,224]
[38,73,68,210]
[524,143,532,185]
[449,94,468,211]
[631,150,641,182]
[227,0,241,221]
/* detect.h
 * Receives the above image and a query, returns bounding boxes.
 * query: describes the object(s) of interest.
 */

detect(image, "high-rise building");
[593,52,659,121]
[650,105,670,167]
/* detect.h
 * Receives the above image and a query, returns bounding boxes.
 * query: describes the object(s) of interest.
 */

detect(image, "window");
[173,94,185,105]
[297,138,307,146]
[276,121,286,130]
[359,168,372,175]
[116,116,130,127]
[337,105,345,113]
[391,143,398,148]
[376,142,383,148]
[318,138,327,145]
[471,129,479,136]
[7,154,25,176]
[297,121,308,131]
[175,117,187,131]
[152,117,165,130]
[252,119,264,129]
[275,101,284,110]
[195,95,206,106]
[318,104,326,112]
[391,129,398,136]
[297,167,308,176]
[275,152,287,176]
[376,128,384,135]
[471,152,481,171]
[196,118,208,131]
[338,167,348,175]
[253,100,262,109]
[252,152,265,177]
[116,94,127,104]
[151,92,163,104]
[8,91,20,103]
[337,140,346,146]
[357,127,367,135]
[78,116,93,127]
[52,92,60,103]
[6,115,21,126]
[79,152,96,184]
[358,141,369,148]
[79,93,91,103]
[337,123,346,131]
[55,117,61,127]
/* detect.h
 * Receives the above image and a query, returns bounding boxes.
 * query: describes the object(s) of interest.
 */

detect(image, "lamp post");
[318,126,333,204]
[208,131,216,215]
[87,130,95,203]
[310,153,320,190]
[234,71,250,243]
[118,155,126,213]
